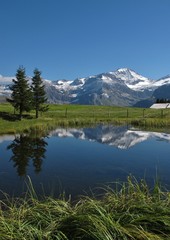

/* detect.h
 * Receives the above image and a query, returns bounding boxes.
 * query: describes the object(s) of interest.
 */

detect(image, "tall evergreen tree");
[7,67,32,120]
[32,69,48,118]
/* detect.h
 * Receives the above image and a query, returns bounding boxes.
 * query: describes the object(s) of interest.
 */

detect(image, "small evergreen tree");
[7,67,32,120]
[32,68,48,118]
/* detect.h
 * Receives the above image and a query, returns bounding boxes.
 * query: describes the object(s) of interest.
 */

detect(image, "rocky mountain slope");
[1,68,170,106]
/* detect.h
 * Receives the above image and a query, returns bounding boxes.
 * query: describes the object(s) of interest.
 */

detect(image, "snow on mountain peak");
[115,68,148,80]
[0,75,14,84]
[117,68,130,72]
[101,75,113,84]
[109,68,153,91]
[1,68,170,106]
[154,75,170,87]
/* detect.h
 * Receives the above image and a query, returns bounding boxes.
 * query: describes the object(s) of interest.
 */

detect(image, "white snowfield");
[111,68,153,91]
[110,69,170,91]
[150,103,170,109]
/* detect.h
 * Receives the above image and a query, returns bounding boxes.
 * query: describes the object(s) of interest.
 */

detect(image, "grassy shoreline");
[0,176,170,239]
[0,103,170,134]
[1,104,170,239]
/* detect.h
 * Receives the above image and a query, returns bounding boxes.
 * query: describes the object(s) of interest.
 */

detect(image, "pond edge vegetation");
[0,176,170,239]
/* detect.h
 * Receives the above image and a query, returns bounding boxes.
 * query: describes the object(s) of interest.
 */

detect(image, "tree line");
[156,98,170,103]
[7,67,48,120]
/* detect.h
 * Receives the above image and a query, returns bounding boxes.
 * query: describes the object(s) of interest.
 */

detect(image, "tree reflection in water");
[7,132,48,176]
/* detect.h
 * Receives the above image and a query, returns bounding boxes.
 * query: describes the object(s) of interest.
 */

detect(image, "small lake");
[0,125,170,199]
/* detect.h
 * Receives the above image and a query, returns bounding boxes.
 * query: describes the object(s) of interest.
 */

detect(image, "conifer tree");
[7,67,32,120]
[31,68,48,118]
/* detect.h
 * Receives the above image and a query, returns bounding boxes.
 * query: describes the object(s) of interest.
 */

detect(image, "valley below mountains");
[1,68,170,107]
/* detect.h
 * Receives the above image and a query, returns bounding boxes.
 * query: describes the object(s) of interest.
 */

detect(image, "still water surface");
[0,125,170,198]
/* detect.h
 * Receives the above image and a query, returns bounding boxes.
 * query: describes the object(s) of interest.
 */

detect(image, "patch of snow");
[0,76,14,84]
[54,80,75,91]
[70,94,77,98]
[102,93,109,98]
[57,80,64,85]
[153,77,170,87]
[79,78,86,84]
[101,75,113,84]
[44,79,52,84]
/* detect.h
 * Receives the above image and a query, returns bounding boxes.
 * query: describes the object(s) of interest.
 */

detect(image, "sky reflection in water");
[0,125,170,198]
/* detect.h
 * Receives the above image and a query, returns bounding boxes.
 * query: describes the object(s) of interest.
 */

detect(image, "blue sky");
[1,0,170,80]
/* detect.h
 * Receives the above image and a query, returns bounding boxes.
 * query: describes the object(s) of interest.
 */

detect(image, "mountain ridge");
[1,68,170,106]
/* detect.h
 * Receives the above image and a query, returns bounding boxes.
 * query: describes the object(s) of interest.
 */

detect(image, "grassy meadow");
[0,103,170,134]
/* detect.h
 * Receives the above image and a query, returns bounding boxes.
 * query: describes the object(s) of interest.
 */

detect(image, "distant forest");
[156,98,170,103]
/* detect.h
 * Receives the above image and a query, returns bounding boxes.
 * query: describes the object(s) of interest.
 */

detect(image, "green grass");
[0,103,170,134]
[0,176,170,239]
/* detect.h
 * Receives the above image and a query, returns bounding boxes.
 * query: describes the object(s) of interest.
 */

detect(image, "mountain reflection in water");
[1,125,170,198]
[49,125,170,149]
[5,125,170,177]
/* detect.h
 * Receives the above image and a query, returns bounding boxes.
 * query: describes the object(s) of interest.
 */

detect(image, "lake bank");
[1,124,170,199]
[0,176,170,240]
[0,103,170,135]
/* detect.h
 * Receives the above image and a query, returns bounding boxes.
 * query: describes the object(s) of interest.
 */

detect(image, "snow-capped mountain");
[0,75,13,84]
[1,68,170,106]
[43,68,155,106]
[154,75,170,87]
[0,76,13,101]
[50,68,154,93]
[49,125,170,149]
[108,68,154,91]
